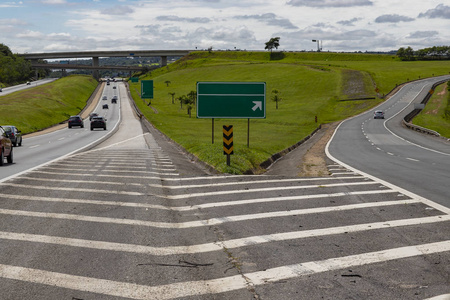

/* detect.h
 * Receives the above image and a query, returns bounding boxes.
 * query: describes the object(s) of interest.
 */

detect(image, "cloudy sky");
[0,0,449,54]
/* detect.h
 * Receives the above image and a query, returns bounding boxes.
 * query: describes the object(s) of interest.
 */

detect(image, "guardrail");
[402,78,449,137]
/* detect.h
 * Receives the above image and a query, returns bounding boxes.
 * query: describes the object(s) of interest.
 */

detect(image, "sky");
[0,0,449,54]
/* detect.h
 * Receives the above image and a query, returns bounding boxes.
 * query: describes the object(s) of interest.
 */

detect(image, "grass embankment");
[413,81,450,138]
[129,51,448,174]
[0,75,97,134]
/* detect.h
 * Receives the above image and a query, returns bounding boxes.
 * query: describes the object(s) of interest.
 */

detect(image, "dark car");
[89,112,99,121]
[102,96,107,100]
[1,125,22,146]
[373,110,385,119]
[0,126,13,166]
[111,96,118,103]
[90,116,107,131]
[68,115,84,128]
[103,104,109,109]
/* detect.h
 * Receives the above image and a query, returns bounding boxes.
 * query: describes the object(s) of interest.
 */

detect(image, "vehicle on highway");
[1,125,22,147]
[0,126,13,166]
[0,87,2,92]
[111,96,118,103]
[90,116,107,131]
[68,115,84,128]
[26,81,31,85]
[89,112,99,121]
[103,104,109,109]
[373,110,385,119]
[113,86,116,89]
[102,96,107,100]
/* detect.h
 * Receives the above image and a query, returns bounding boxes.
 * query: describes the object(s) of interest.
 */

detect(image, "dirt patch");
[297,122,338,177]
[341,69,369,99]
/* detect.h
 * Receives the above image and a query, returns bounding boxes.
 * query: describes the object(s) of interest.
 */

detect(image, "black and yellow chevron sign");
[223,125,234,155]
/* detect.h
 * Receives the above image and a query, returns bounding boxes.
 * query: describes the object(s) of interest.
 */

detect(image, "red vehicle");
[0,126,13,166]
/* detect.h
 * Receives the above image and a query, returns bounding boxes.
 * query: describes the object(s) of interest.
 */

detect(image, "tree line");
[397,46,450,61]
[0,43,35,86]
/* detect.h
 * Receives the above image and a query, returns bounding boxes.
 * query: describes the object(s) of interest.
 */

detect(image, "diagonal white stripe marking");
[0,215,447,256]
[0,183,142,196]
[0,200,420,229]
[167,181,380,199]
[0,240,448,299]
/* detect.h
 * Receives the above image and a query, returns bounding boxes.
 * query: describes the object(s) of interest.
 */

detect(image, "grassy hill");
[129,51,449,174]
[0,75,97,134]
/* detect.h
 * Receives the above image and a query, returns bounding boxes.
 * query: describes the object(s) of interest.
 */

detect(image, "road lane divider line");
[0,215,447,256]
[0,200,421,229]
[149,176,363,189]
[0,183,142,196]
[0,240,449,299]
[165,181,381,199]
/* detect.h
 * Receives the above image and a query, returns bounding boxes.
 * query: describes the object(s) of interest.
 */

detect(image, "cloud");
[418,4,450,19]
[101,5,134,15]
[234,13,298,29]
[407,31,439,39]
[337,18,361,26]
[287,0,373,8]
[156,15,210,23]
[375,14,414,23]
[40,0,67,4]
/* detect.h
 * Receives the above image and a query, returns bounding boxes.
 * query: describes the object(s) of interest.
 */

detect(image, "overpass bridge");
[19,50,192,79]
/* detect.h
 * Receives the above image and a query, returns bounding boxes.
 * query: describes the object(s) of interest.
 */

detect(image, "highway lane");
[327,76,450,208]
[0,82,122,182]
[0,78,57,96]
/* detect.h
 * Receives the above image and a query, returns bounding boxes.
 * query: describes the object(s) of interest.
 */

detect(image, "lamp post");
[312,40,321,52]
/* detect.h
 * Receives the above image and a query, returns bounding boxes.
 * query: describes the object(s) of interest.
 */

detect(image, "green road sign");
[141,80,153,99]
[197,82,266,118]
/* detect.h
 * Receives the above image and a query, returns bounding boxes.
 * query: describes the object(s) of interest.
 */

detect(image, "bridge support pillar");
[161,56,167,67]
[92,56,99,80]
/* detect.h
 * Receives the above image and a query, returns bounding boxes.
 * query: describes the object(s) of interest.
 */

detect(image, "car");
[90,116,107,131]
[113,86,116,89]
[103,104,109,109]
[373,110,385,119]
[0,126,13,166]
[106,82,110,86]
[26,81,31,85]
[89,112,99,121]
[111,96,118,103]
[1,125,22,147]
[102,96,107,100]
[68,115,84,128]
[0,87,2,92]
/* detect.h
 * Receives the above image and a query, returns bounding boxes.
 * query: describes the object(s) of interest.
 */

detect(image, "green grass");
[413,82,450,138]
[130,51,450,174]
[0,75,97,134]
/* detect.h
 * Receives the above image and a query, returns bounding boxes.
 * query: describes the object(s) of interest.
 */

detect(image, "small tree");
[265,37,280,53]
[271,89,282,109]
[169,92,175,104]
[164,80,171,87]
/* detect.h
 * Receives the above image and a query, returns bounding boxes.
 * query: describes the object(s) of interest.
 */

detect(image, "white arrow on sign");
[252,101,262,111]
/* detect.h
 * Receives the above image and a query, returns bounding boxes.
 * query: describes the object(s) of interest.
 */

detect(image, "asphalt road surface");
[0,79,449,299]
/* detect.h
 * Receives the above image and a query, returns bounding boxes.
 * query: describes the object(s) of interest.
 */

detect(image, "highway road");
[0,81,121,182]
[0,78,57,96]
[327,76,450,208]
[0,79,449,299]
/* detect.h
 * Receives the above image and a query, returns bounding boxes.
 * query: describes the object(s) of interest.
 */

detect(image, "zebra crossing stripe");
[1,240,449,300]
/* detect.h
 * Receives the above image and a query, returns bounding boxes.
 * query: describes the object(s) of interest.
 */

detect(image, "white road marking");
[406,157,419,162]
[424,294,450,300]
[14,176,143,186]
[40,167,179,176]
[166,181,381,199]
[0,200,420,228]
[30,170,169,180]
[0,240,448,299]
[151,176,362,189]
[0,183,142,196]
[28,145,40,149]
[0,215,447,256]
